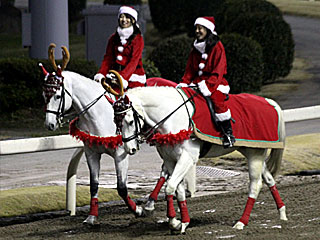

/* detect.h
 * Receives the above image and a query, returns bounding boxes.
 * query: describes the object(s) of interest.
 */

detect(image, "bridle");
[113,90,198,144]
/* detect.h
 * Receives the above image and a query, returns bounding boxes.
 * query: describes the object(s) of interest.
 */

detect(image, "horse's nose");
[130,148,137,155]
[48,123,55,131]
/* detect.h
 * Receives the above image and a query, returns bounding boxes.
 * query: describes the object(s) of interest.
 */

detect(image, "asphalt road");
[0,16,319,193]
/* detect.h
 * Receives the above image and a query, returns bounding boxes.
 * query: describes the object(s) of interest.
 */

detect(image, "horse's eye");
[129,120,134,126]
[55,95,61,100]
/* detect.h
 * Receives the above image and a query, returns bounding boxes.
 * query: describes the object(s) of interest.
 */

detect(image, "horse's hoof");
[279,206,288,221]
[180,222,189,234]
[135,205,146,217]
[83,215,100,225]
[169,217,181,232]
[144,199,155,212]
[233,221,245,230]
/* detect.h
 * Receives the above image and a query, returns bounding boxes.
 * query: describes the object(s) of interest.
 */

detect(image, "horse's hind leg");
[234,149,264,230]
[83,147,101,225]
[145,164,169,212]
[262,162,287,221]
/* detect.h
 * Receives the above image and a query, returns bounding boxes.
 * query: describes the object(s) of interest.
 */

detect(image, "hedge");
[148,35,193,83]
[221,33,264,93]
[227,12,294,83]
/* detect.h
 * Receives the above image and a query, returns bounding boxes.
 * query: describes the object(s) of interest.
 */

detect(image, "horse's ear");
[124,95,130,104]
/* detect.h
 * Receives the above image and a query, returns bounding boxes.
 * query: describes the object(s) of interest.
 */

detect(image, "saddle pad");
[181,88,284,149]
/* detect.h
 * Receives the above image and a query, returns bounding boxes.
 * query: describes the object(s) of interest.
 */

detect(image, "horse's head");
[113,95,144,155]
[40,43,71,131]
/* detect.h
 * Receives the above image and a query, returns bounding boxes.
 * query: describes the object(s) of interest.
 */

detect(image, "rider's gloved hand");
[197,80,211,96]
[94,73,105,83]
[106,72,129,89]
[176,83,188,88]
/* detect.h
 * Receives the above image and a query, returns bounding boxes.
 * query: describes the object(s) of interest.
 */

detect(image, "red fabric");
[149,176,166,201]
[98,33,145,80]
[89,198,99,217]
[239,197,256,225]
[182,88,280,142]
[69,118,123,149]
[178,200,190,223]
[147,129,193,146]
[167,195,176,218]
[181,41,228,93]
[270,185,285,209]
[125,196,137,212]
[146,77,177,87]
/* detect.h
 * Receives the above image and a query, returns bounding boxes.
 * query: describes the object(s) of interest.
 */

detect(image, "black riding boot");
[220,120,236,148]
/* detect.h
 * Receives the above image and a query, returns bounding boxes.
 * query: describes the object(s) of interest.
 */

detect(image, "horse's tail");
[265,99,286,176]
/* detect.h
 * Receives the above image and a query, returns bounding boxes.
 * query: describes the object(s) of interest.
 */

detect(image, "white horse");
[111,86,288,234]
[41,44,149,225]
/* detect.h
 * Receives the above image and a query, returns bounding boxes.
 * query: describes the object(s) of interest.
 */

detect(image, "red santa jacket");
[181,41,228,93]
[98,33,145,82]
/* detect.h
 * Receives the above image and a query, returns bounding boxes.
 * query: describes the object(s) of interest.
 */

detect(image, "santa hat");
[118,6,138,22]
[194,17,217,35]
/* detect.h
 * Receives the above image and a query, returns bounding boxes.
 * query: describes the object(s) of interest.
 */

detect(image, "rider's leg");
[211,91,235,148]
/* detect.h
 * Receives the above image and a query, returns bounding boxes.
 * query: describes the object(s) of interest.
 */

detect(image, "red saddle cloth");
[146,77,177,87]
[181,88,284,148]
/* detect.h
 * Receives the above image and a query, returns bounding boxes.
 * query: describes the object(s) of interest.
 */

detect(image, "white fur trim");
[129,74,146,84]
[216,109,231,122]
[198,70,203,76]
[176,83,188,88]
[199,63,205,70]
[118,46,124,52]
[198,80,211,96]
[94,73,105,83]
[189,83,197,87]
[194,17,217,35]
[118,6,138,21]
[117,55,123,61]
[216,84,230,94]
[202,53,208,60]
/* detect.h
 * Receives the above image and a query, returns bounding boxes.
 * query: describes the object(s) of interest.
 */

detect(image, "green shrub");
[142,59,161,79]
[104,0,142,5]
[227,13,294,83]
[221,0,282,33]
[0,58,98,114]
[221,33,264,93]
[148,35,192,83]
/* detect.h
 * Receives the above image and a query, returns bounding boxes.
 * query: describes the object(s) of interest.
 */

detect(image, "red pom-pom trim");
[147,129,193,146]
[69,118,122,149]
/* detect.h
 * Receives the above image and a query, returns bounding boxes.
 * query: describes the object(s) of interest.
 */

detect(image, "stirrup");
[223,134,235,148]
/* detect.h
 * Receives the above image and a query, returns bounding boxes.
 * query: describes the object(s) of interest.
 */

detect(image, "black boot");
[220,120,236,148]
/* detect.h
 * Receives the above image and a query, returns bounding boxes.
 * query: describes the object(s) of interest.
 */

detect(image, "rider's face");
[119,14,134,28]
[195,24,208,41]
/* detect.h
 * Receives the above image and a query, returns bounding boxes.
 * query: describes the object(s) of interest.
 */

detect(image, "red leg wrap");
[178,200,190,223]
[167,195,176,218]
[239,197,256,225]
[125,196,136,212]
[89,198,98,217]
[149,177,166,201]
[270,185,285,209]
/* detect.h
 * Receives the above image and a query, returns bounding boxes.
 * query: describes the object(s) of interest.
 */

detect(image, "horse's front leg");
[83,147,101,225]
[165,150,193,234]
[114,148,144,217]
[145,163,169,212]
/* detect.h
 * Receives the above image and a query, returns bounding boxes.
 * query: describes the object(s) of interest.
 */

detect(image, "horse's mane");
[62,71,104,93]
[126,86,178,102]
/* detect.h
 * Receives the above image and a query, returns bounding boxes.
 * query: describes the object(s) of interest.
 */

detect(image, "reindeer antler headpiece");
[48,43,70,73]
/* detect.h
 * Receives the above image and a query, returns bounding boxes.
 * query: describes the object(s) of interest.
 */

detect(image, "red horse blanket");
[180,88,284,149]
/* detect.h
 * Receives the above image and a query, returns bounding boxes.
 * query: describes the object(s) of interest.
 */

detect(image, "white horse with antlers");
[105,75,288,234]
[41,44,155,225]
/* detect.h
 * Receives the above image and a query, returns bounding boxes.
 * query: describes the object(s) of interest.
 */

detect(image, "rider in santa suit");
[178,16,236,148]
[94,6,146,89]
